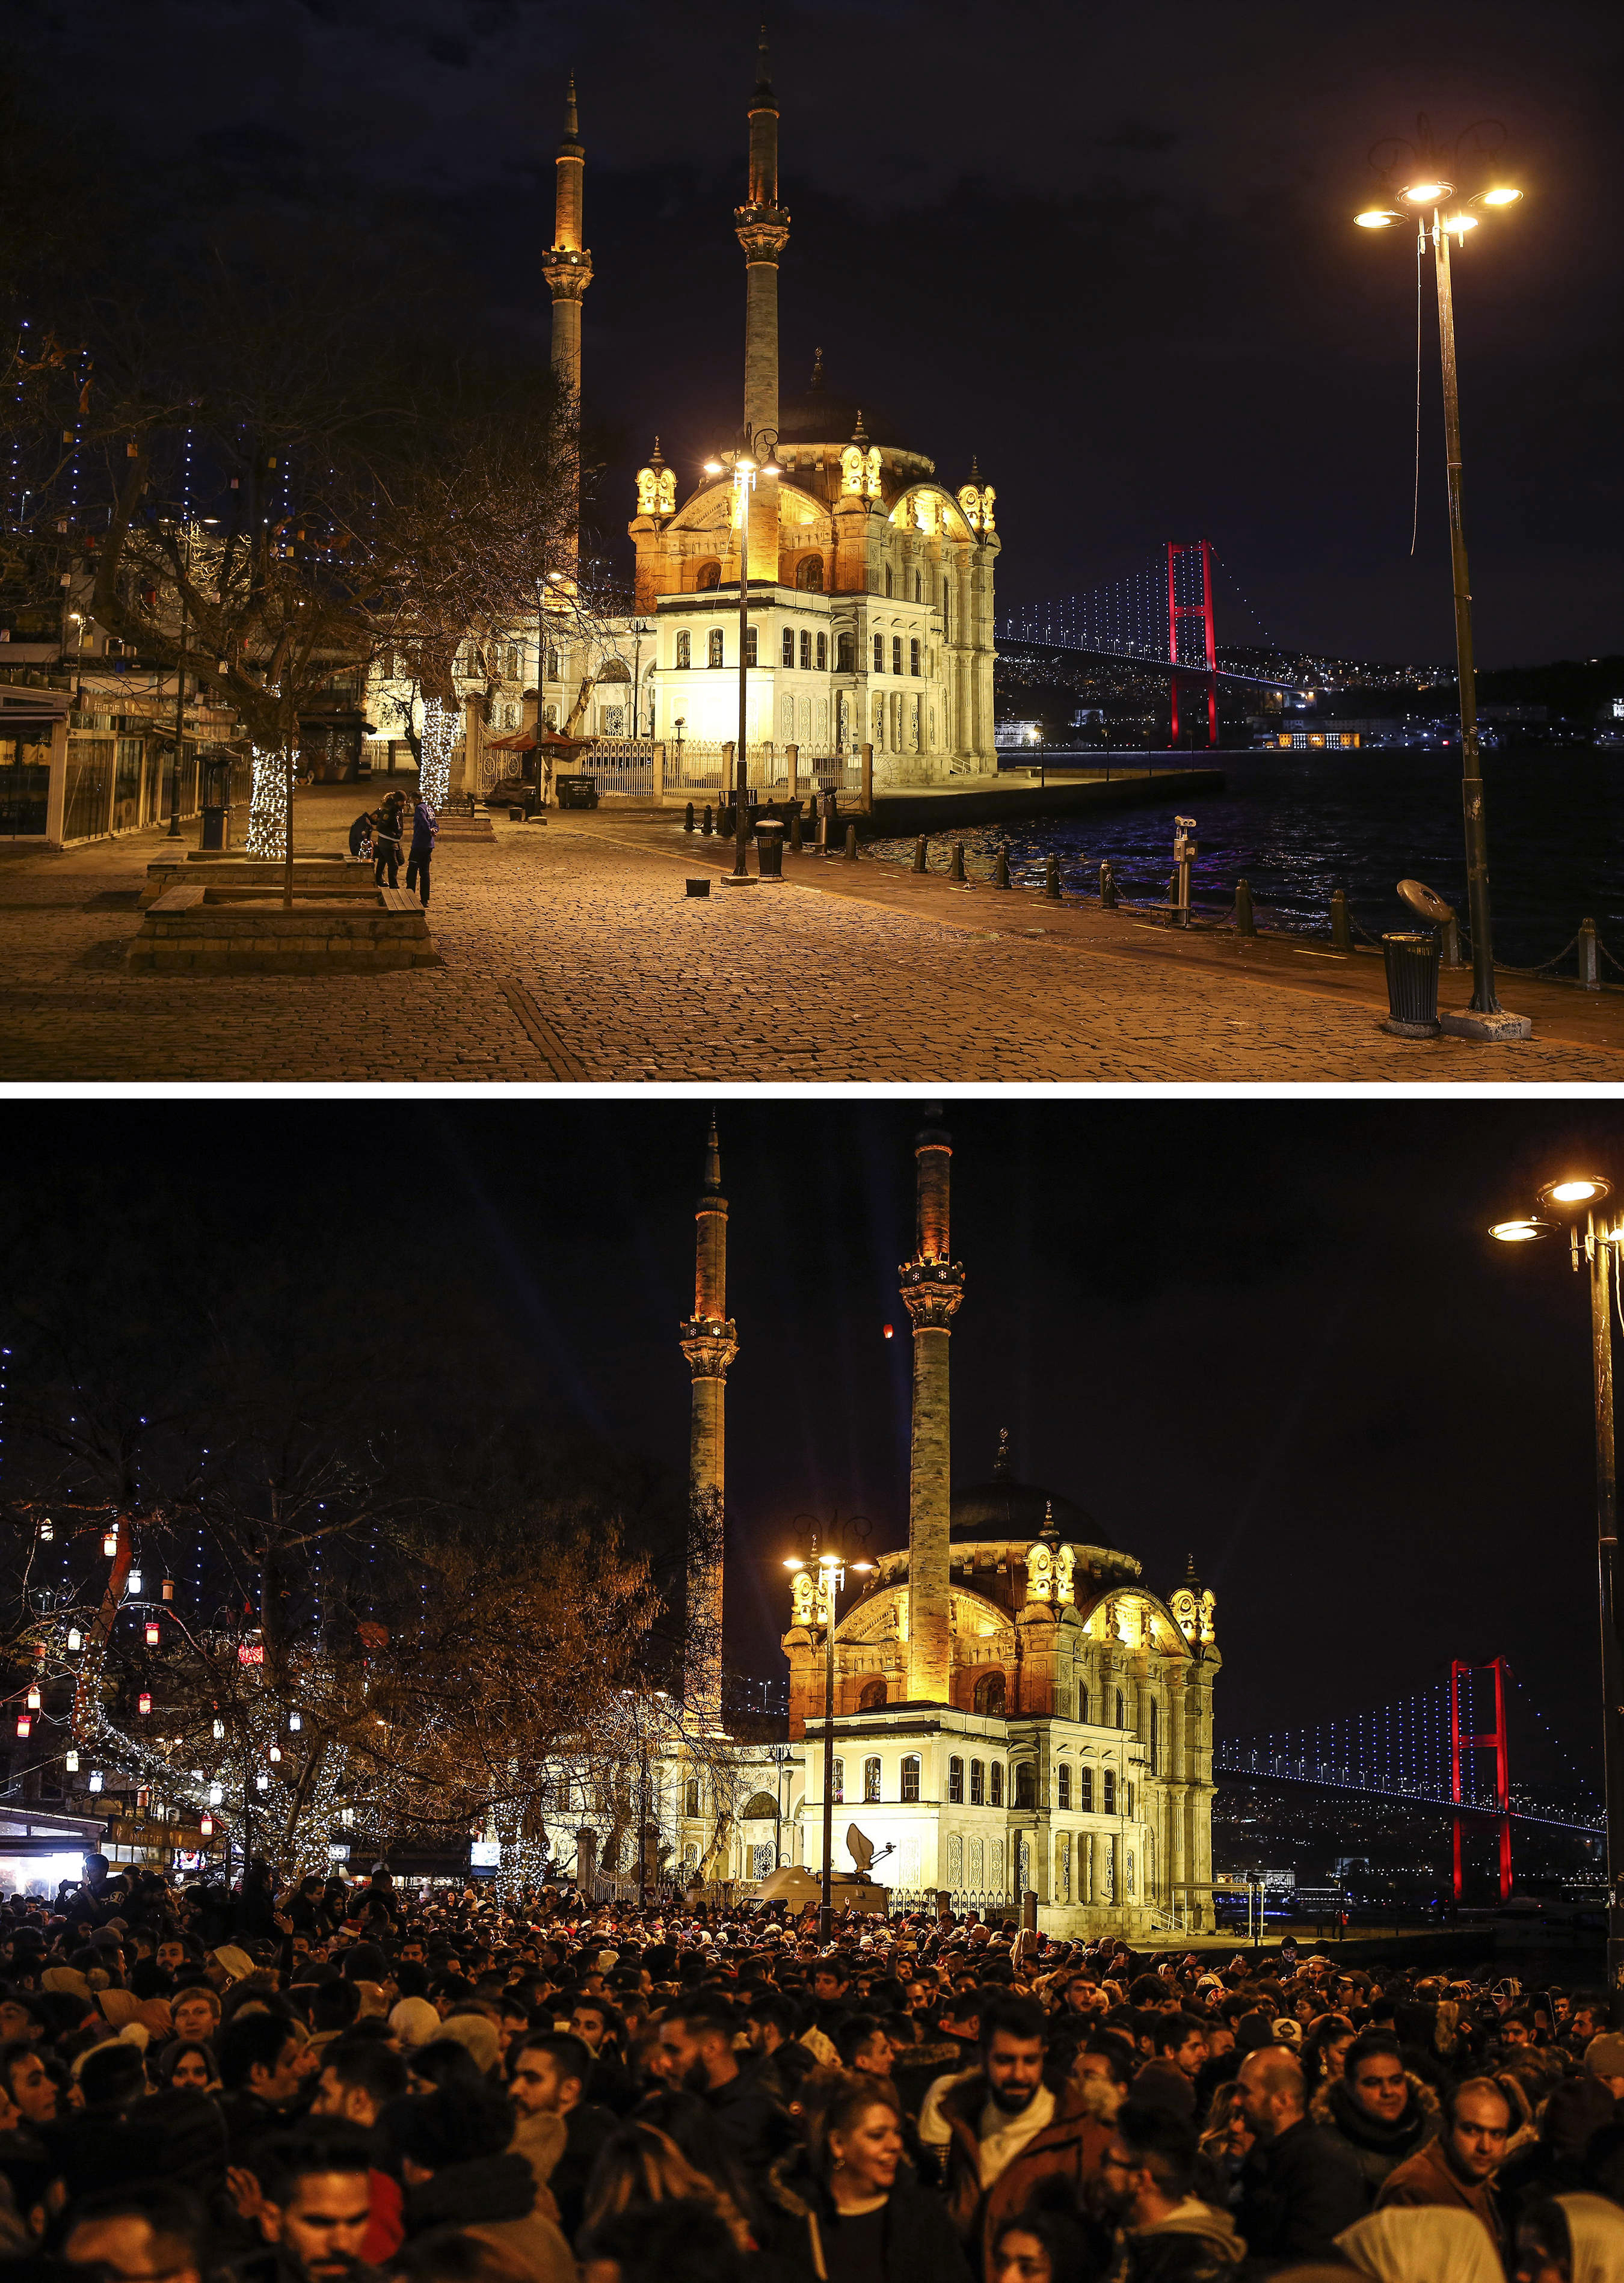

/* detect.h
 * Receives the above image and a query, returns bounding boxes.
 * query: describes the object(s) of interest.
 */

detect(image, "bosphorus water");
[869,744,1624,973]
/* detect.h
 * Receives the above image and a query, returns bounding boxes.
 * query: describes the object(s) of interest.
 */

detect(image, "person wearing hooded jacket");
[760,2072,974,2283]
[383,2082,572,2283]
[1094,2101,1244,2282]
[1311,2030,1441,2193]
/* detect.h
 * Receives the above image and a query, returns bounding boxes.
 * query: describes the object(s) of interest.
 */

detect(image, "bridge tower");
[1167,539,1218,748]
[1450,1656,1513,1902]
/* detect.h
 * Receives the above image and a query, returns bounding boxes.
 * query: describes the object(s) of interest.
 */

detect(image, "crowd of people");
[1,1857,1620,2283]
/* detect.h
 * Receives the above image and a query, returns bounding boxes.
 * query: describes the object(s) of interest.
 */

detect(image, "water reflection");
[869,746,1624,968]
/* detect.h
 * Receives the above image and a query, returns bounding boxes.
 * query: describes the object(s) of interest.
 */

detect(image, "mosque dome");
[950,1428,1097,1543]
[774,351,909,449]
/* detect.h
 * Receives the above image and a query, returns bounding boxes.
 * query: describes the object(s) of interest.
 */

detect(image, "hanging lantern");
[65,1749,79,1773]
[288,1712,302,1732]
[200,1813,214,1837]
[137,1786,149,1807]
[212,1717,224,1740]
[89,1771,103,1792]
[208,1782,223,1805]
[103,1529,118,1558]
[144,1621,160,1646]
[15,1715,31,1738]
[25,1685,41,1711]
[268,1745,282,1763]
[138,1692,152,1715]
[161,1579,174,1602]
[66,1627,82,1653]
[39,1517,53,1543]
[255,1772,269,1793]
[128,1568,143,1596]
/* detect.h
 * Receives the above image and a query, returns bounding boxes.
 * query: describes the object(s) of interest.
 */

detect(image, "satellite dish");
[846,1823,875,1874]
[1397,878,1456,926]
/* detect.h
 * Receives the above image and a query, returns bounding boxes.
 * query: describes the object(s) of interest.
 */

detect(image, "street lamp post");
[1356,120,1529,1041]
[1490,1175,1624,2018]
[784,1542,872,1941]
[703,428,780,883]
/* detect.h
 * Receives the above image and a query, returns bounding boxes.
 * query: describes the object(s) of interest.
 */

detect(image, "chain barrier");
[1459,924,1586,980]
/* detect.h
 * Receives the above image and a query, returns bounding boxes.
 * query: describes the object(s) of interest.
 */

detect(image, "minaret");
[899,1113,964,1702]
[678,1114,737,1727]
[734,26,789,580]
[541,75,592,403]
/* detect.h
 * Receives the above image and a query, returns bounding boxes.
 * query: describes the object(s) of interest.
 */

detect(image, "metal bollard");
[1044,855,1061,902]
[684,801,695,833]
[1100,859,1117,909]
[1330,889,1353,953]
[1235,879,1256,936]
[701,804,713,837]
[1171,815,1198,927]
[1579,916,1601,990]
[789,809,803,854]
[950,841,967,883]
[993,848,1010,890]
[912,835,927,874]
[844,822,859,861]
[1439,915,1464,968]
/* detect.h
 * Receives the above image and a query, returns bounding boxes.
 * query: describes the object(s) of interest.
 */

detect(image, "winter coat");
[1310,2068,1441,2189]
[410,802,438,858]
[403,2150,574,2283]
[348,811,374,856]
[1376,2133,1512,2269]
[1109,2197,1247,2281]
[706,2061,797,2179]
[1132,2058,1198,2121]
[1236,2113,1368,2266]
[761,2149,975,2283]
[939,2069,1112,2277]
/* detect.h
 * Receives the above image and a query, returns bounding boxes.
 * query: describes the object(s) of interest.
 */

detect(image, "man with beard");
[1235,2047,1365,2266]
[653,1997,793,2182]
[1095,2101,1245,2274]
[1312,2032,1439,2193]
[1376,2076,1515,2269]
[240,2128,381,2283]
[933,1994,1111,2279]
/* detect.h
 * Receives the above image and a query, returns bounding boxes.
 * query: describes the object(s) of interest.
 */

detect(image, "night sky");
[14,0,1621,665]
[5,1097,1616,1802]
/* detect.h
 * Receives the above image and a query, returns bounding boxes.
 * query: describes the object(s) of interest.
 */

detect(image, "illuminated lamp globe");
[39,1517,52,1542]
[66,1627,82,1653]
[1448,214,1479,235]
[103,1530,118,1557]
[883,1323,894,1339]
[138,1692,151,1715]
[15,1716,29,1738]
[1481,185,1522,206]
[144,1621,160,1645]
[760,458,782,478]
[703,458,725,476]
[26,1685,40,1710]
[1402,178,1453,203]
[1537,1176,1611,1210]
[200,1813,214,1837]
[212,1717,224,1739]
[88,1771,102,1792]
[128,1569,142,1596]
[1355,207,1403,228]
[65,1750,79,1773]
[1489,1216,1551,1243]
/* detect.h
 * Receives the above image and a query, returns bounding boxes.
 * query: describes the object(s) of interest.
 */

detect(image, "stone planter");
[140,855,376,908]
[128,885,442,974]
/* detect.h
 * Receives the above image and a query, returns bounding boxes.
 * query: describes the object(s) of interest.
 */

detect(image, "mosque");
[660,1114,1223,1937]
[363,36,1002,788]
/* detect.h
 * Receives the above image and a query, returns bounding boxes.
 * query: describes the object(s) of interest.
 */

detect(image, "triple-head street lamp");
[703,426,780,883]
[784,1538,872,1941]
[1490,1173,1623,2017]
[1355,119,1528,1042]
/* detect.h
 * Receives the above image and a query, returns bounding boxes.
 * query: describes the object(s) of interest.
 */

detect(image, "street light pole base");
[1381,1017,1441,1040]
[1439,1008,1533,1043]
[718,874,758,887]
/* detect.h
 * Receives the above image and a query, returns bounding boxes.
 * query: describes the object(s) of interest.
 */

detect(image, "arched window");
[816,632,827,671]
[1125,1780,1135,1819]
[796,554,825,592]
[836,631,854,673]
[970,1759,985,1805]
[873,633,884,675]
[743,627,758,667]
[675,633,691,671]
[684,1778,700,1818]
[1078,1765,1093,1813]
[1103,1768,1117,1815]
[1014,1763,1035,1810]
[909,638,921,677]
[1115,1688,1125,1729]
[1056,1763,1071,1811]
[708,628,724,668]
[1078,1683,1090,1725]
[949,1756,964,1804]
[695,561,721,591]
[973,1671,1006,1716]
[901,1754,921,1801]
[885,564,894,598]
[858,1678,887,1711]
[989,1762,1004,1807]
[546,645,561,680]
[781,626,795,668]
[1149,1699,1159,1774]
[831,1757,844,1803]
[799,629,811,671]
[891,636,903,677]
[863,1756,882,1804]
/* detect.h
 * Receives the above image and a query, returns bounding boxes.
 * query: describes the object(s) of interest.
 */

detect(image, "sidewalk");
[1,790,1619,1084]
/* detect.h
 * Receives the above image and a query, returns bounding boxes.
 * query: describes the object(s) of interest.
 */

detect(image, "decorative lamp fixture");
[1401,176,1453,203]
[208,1782,223,1805]
[255,1772,269,1793]
[25,1685,41,1710]
[212,1718,225,1740]
[144,1621,160,1646]
[269,1744,282,1763]
[289,1711,302,1731]
[127,1568,143,1596]
[39,1517,53,1542]
[138,1691,152,1715]
[200,1812,214,1837]
[66,1627,82,1652]
[89,1771,103,1792]
[1489,1216,1551,1243]
[66,1749,79,1773]
[161,1578,174,1602]
[103,1529,118,1557]
[15,1715,30,1738]
[1538,1176,1611,1209]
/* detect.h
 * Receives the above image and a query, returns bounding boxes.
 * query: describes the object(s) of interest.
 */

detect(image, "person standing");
[372,793,405,889]
[405,796,437,906]
[1235,2046,1366,2266]
[1376,2076,1515,2270]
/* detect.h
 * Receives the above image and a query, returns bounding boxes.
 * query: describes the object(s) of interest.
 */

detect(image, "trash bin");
[199,805,229,852]
[555,773,598,810]
[1381,931,1441,1037]
[756,820,784,880]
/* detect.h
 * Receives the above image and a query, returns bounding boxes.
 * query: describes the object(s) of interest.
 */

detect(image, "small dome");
[949,1428,1097,1543]
[775,350,909,449]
